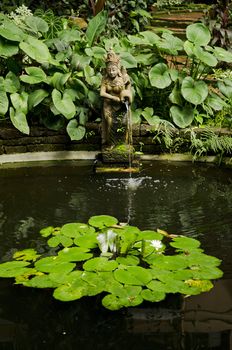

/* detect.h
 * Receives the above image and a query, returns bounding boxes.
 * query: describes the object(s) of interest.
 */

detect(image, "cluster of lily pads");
[0,215,223,310]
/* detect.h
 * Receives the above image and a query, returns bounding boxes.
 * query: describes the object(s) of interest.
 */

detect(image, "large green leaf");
[47,235,73,248]
[24,16,48,33]
[181,77,208,105]
[206,93,227,111]
[159,32,183,54]
[213,46,232,63]
[0,91,9,115]
[186,23,211,46]
[120,52,137,68]
[0,37,19,57]
[0,20,25,41]
[35,256,75,273]
[20,67,47,84]
[141,289,166,302]
[50,72,71,90]
[149,63,172,89]
[28,89,49,110]
[52,89,76,119]
[83,257,118,272]
[0,261,30,277]
[218,79,232,99]
[114,266,152,286]
[66,119,86,141]
[4,72,20,93]
[170,236,201,251]
[58,247,93,262]
[102,286,143,310]
[61,223,95,238]
[88,215,118,229]
[86,10,108,47]
[10,92,28,114]
[170,105,195,128]
[20,37,54,64]
[10,107,29,135]
[53,281,87,301]
[193,46,218,67]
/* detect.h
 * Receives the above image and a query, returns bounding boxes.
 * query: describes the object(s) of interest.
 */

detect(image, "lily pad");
[58,247,92,262]
[35,256,75,273]
[141,289,166,302]
[137,230,163,241]
[170,236,201,251]
[88,215,118,229]
[116,255,140,266]
[0,261,31,277]
[47,235,73,248]
[74,234,98,249]
[83,257,118,272]
[13,249,40,262]
[53,282,87,302]
[23,274,59,288]
[114,266,152,286]
[60,223,95,238]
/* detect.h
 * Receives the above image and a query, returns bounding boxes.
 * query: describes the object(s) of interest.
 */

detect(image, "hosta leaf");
[181,77,208,105]
[170,105,195,128]
[66,119,86,141]
[120,52,137,68]
[218,79,232,99]
[20,37,53,64]
[10,92,28,114]
[10,108,29,135]
[50,72,71,90]
[28,89,49,110]
[0,37,18,57]
[186,23,211,46]
[0,91,8,115]
[213,46,232,63]
[83,257,118,272]
[4,72,20,93]
[0,20,25,41]
[20,67,47,84]
[86,10,108,47]
[88,215,118,229]
[24,16,49,33]
[149,63,172,89]
[114,266,152,286]
[193,46,218,67]
[52,89,76,119]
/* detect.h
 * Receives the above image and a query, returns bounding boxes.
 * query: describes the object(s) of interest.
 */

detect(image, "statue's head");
[105,49,121,78]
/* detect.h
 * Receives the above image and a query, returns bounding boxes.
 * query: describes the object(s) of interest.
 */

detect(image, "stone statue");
[100,49,132,147]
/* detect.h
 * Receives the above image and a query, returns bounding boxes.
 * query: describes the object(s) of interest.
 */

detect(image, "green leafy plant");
[0,215,223,311]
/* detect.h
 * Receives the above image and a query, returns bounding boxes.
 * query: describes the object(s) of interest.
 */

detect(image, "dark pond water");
[0,160,231,350]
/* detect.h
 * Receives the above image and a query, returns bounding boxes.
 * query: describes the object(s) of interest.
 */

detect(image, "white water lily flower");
[150,240,163,251]
[97,233,108,254]
[107,230,117,253]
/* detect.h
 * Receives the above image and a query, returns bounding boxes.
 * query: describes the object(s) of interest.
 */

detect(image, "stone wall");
[0,120,232,156]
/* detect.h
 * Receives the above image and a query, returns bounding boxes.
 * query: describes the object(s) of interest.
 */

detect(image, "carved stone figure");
[100,49,132,147]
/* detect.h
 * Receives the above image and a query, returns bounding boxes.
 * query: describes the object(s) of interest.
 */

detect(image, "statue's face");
[106,64,119,78]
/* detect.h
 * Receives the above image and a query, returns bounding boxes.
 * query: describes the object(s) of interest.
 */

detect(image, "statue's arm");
[100,83,120,102]
[120,79,132,104]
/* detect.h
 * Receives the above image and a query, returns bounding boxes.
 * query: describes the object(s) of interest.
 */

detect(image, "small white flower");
[150,240,163,251]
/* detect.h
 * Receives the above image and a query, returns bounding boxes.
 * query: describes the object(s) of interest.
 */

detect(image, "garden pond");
[0,160,231,350]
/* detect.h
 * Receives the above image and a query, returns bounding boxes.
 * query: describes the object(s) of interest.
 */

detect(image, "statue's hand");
[120,90,132,104]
